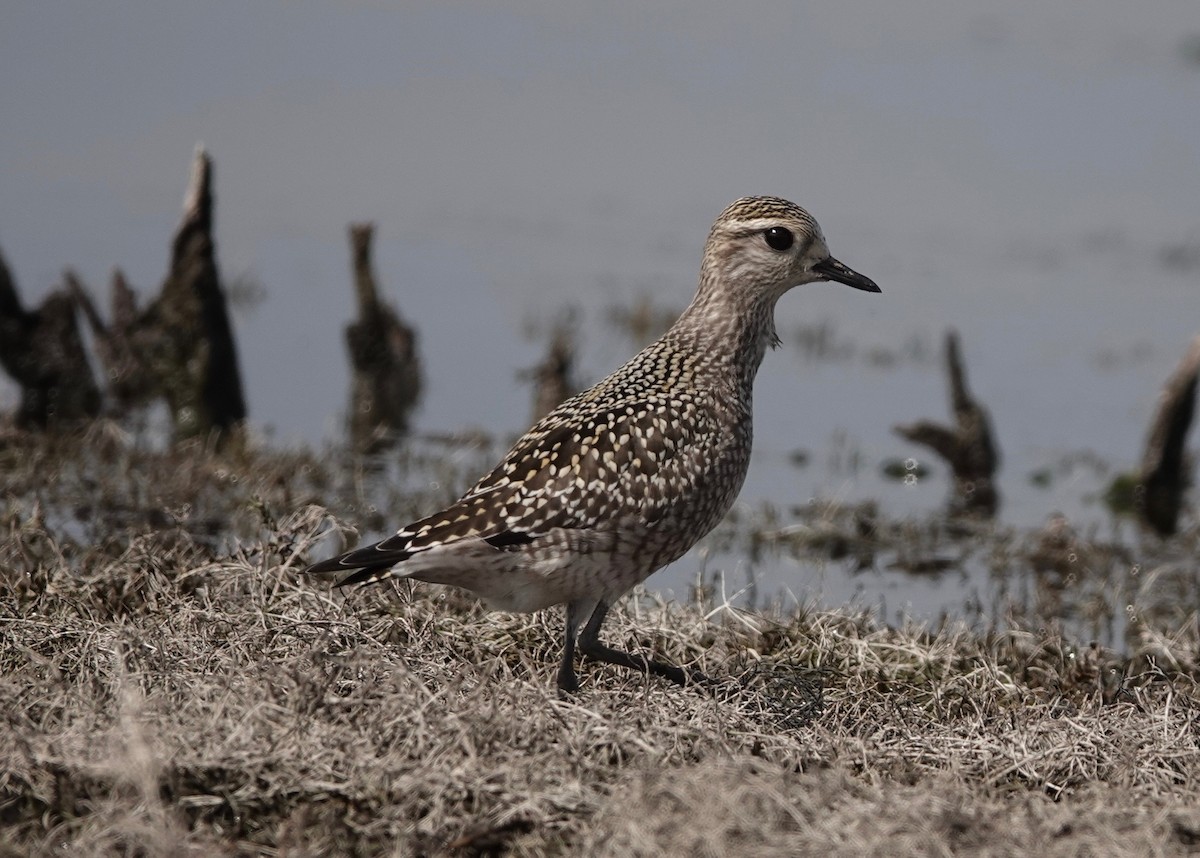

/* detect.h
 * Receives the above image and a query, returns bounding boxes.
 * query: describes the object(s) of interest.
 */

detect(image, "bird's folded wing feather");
[307,394,720,579]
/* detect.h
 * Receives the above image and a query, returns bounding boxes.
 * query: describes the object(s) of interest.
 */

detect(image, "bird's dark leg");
[557,600,588,693]
[578,600,707,687]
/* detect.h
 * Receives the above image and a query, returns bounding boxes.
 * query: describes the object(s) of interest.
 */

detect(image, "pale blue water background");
[2,3,1197,621]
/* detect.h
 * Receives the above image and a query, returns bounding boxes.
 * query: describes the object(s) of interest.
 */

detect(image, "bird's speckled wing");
[307,372,740,584]
[463,389,723,529]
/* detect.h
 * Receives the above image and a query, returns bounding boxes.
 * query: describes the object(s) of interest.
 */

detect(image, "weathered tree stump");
[151,146,247,442]
[894,329,1000,516]
[0,249,100,427]
[1136,334,1200,536]
[522,311,578,423]
[67,146,247,445]
[66,268,157,414]
[345,223,422,452]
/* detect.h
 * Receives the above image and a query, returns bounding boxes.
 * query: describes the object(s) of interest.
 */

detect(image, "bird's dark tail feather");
[333,563,397,587]
[304,541,411,586]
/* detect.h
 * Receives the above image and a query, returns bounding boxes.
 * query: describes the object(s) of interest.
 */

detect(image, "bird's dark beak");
[813,256,881,293]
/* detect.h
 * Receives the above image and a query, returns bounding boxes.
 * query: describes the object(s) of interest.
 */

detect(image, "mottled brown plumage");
[307,196,880,691]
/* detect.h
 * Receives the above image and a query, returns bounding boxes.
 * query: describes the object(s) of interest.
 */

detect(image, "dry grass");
[2,427,1199,856]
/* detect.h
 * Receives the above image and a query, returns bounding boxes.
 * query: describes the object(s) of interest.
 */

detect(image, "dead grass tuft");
[2,430,1198,855]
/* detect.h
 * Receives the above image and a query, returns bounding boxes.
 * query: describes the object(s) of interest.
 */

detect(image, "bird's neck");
[670,267,781,396]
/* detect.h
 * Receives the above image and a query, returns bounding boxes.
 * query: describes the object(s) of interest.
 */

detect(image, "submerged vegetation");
[2,426,1198,855]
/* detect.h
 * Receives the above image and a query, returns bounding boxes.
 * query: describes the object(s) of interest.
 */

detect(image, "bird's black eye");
[763,226,794,251]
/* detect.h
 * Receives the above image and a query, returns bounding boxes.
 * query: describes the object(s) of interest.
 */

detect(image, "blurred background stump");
[70,146,247,446]
[345,223,422,453]
[67,268,157,416]
[894,329,1000,516]
[153,146,247,444]
[1136,333,1199,536]
[0,248,100,428]
[521,308,578,424]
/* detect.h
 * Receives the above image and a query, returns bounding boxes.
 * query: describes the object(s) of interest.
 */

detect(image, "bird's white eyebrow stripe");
[735,218,792,230]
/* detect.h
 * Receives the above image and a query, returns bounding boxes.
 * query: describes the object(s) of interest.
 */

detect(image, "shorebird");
[307,196,880,691]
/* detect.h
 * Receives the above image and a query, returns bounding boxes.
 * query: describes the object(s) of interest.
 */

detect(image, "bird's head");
[701,196,880,306]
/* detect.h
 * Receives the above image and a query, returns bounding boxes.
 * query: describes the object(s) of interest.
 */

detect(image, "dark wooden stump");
[894,330,1000,516]
[1137,334,1200,536]
[67,147,247,445]
[0,249,100,428]
[345,223,422,452]
[67,268,157,414]
[152,147,247,443]
[522,311,578,424]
